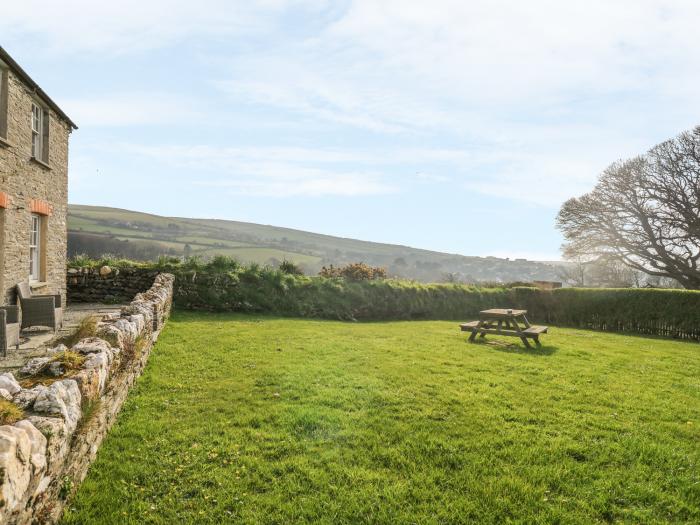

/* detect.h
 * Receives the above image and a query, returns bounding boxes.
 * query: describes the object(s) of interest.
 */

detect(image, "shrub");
[182,256,204,271]
[69,253,93,268]
[207,255,241,273]
[319,263,387,281]
[95,254,140,268]
[155,255,182,268]
[279,259,304,276]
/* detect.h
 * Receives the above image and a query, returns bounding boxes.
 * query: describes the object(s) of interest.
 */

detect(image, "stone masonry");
[67,266,160,304]
[0,47,77,306]
[0,273,174,524]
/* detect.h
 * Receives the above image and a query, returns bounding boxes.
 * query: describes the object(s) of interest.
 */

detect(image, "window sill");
[0,135,11,148]
[29,281,49,290]
[30,156,51,170]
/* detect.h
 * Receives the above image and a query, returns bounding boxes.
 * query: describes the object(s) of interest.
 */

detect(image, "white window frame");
[29,214,41,282]
[31,103,44,160]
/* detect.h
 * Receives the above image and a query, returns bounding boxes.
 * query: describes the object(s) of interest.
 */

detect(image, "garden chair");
[16,282,63,332]
[0,306,21,357]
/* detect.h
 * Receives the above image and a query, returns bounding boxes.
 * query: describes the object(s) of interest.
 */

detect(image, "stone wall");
[0,60,73,307]
[0,273,174,524]
[67,266,160,304]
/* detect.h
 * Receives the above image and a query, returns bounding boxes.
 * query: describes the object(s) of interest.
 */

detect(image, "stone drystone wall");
[0,273,174,524]
[0,62,73,306]
[67,266,160,304]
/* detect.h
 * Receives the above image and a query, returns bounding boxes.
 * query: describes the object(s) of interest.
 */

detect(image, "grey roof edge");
[0,46,78,130]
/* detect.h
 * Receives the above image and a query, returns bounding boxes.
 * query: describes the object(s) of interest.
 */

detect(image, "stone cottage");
[0,46,77,306]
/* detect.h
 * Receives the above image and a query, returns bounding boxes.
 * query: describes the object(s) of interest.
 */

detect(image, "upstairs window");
[0,66,7,141]
[31,103,42,158]
[31,102,49,164]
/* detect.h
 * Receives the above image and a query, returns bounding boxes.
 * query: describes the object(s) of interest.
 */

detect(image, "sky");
[2,1,700,261]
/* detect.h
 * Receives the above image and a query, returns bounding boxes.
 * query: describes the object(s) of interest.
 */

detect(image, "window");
[31,103,43,159]
[0,65,7,140]
[29,214,42,281]
[31,102,49,163]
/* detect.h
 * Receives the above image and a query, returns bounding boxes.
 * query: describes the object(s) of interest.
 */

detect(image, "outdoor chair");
[0,306,21,357]
[16,282,63,332]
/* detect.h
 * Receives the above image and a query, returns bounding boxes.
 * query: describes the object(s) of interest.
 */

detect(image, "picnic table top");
[479,308,527,317]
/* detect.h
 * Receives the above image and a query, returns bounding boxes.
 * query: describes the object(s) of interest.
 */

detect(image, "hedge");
[172,271,511,321]
[171,270,700,340]
[69,257,700,340]
[512,287,700,340]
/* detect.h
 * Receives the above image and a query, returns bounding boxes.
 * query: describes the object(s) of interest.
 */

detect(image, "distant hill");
[68,204,562,283]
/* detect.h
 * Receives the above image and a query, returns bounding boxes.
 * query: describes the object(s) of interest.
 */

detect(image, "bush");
[208,255,241,273]
[156,255,182,268]
[319,263,387,281]
[69,253,93,268]
[279,260,304,276]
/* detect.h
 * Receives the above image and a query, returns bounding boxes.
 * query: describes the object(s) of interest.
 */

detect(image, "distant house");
[0,46,77,305]
[533,280,562,290]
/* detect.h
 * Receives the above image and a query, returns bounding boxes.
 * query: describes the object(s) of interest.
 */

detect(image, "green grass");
[62,313,700,524]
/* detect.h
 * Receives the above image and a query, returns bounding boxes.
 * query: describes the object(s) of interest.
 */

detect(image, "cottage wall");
[0,64,72,306]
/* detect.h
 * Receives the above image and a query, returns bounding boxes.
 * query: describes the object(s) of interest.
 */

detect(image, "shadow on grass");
[468,338,558,356]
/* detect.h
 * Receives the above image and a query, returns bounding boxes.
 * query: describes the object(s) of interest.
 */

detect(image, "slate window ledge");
[30,156,51,170]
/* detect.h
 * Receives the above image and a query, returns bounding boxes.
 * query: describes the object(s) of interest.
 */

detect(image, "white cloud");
[119,144,474,166]
[216,0,700,133]
[62,92,200,127]
[462,155,601,206]
[416,173,450,183]
[197,171,394,197]
[111,143,399,197]
[205,0,700,207]
[325,0,700,105]
[86,138,640,205]
[0,0,327,55]
[15,0,700,209]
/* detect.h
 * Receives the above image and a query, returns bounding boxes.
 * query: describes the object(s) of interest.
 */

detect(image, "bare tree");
[585,256,645,288]
[557,126,700,289]
[555,258,587,287]
[440,272,461,284]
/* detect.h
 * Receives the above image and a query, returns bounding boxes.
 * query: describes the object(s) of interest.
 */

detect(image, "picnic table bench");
[460,309,548,348]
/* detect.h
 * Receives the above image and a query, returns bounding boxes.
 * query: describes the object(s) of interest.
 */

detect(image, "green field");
[67,204,563,281]
[62,314,699,524]
[68,207,322,267]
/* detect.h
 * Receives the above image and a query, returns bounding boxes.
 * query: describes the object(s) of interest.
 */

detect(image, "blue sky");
[3,1,699,260]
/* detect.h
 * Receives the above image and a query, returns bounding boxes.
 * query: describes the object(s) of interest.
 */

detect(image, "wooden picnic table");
[459,308,548,348]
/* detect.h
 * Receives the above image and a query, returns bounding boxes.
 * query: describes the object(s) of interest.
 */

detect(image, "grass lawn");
[62,313,700,524]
